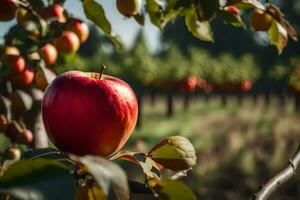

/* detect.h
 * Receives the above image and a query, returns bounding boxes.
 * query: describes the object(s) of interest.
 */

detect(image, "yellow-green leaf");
[185,7,214,42]
[217,10,245,28]
[83,0,123,50]
[148,136,197,171]
[148,178,196,200]
[110,151,162,179]
[268,19,288,54]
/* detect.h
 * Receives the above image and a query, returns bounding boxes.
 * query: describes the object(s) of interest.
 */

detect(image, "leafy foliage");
[0,159,75,200]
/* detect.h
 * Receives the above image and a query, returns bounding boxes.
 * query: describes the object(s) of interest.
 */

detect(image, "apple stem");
[99,65,106,79]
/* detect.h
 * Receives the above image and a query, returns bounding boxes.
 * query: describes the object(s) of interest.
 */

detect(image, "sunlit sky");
[0,0,161,52]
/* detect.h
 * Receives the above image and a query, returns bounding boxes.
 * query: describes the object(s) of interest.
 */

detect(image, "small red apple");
[225,5,240,15]
[241,80,252,91]
[53,31,80,53]
[180,75,198,92]
[0,0,17,21]
[5,55,25,74]
[11,67,35,86]
[39,44,58,66]
[19,129,33,145]
[42,70,138,156]
[40,4,66,22]
[65,18,89,43]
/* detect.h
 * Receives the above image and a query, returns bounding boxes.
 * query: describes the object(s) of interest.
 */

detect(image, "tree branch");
[24,88,49,149]
[12,0,43,20]
[254,143,300,200]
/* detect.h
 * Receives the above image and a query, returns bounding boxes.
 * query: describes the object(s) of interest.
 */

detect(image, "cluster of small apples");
[0,2,89,90]
[209,80,253,93]
[0,98,33,161]
[151,76,201,93]
[0,1,89,159]
[151,76,253,93]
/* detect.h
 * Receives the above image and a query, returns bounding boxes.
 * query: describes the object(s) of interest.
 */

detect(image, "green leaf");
[79,156,129,200]
[229,0,265,10]
[146,0,165,29]
[185,8,214,42]
[268,19,288,54]
[148,136,197,171]
[107,34,124,53]
[83,0,123,50]
[110,151,162,179]
[199,0,219,21]
[146,0,190,29]
[217,10,245,27]
[148,179,196,200]
[0,159,75,200]
[0,96,12,121]
[83,0,111,34]
[172,0,194,10]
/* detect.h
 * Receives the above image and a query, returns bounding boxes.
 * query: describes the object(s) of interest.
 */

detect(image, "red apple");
[11,67,35,85]
[53,31,80,53]
[39,44,58,66]
[5,55,25,74]
[65,18,89,43]
[225,5,240,15]
[0,0,17,21]
[19,129,33,145]
[180,75,198,92]
[241,80,252,91]
[42,70,138,156]
[40,4,66,22]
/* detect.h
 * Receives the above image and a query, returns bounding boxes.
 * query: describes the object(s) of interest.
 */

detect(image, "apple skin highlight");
[42,71,138,156]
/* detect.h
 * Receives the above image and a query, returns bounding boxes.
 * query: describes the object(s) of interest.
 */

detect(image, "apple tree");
[0,0,298,199]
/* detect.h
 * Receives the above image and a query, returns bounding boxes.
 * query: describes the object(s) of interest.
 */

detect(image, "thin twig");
[11,0,43,20]
[254,143,300,200]
[193,0,202,22]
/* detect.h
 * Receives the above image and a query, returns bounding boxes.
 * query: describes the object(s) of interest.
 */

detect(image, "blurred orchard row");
[55,29,300,96]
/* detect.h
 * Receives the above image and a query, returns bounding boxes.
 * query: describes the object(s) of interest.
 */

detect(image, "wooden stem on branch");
[25,88,49,149]
[254,143,300,200]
